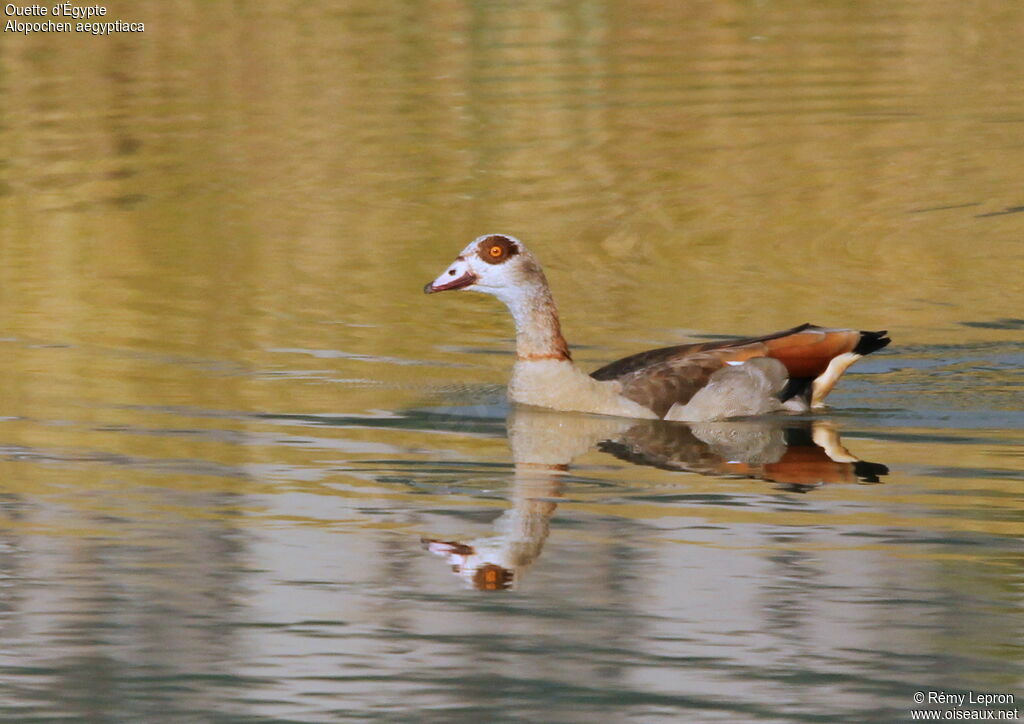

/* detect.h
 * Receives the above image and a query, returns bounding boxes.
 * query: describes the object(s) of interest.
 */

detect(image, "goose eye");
[476,235,518,264]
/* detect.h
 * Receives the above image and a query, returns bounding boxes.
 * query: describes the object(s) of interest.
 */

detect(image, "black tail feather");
[854,329,891,356]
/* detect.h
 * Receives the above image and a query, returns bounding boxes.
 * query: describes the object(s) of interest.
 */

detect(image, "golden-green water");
[1,1,1022,720]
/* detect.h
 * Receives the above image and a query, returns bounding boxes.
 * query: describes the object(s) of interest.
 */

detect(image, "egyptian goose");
[424,234,890,421]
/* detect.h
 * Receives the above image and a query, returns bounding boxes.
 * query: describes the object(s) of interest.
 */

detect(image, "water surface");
[1,1,1022,721]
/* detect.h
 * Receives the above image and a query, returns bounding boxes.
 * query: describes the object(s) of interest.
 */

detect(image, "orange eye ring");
[489,245,503,258]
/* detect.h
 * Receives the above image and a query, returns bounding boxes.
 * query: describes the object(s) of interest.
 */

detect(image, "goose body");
[425,234,890,421]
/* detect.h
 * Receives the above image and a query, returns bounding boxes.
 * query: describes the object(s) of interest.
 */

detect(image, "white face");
[423,234,529,301]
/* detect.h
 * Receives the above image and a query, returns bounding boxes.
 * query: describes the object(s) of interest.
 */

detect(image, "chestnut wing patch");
[591,323,817,382]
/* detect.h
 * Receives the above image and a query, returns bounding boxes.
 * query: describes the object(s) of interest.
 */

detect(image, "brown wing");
[592,324,889,418]
[613,353,726,419]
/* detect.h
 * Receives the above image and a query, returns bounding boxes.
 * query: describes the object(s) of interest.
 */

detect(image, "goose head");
[424,234,546,305]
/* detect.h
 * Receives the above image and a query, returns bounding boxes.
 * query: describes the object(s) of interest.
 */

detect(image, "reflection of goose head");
[422,539,516,591]
[421,481,560,591]
[421,407,622,591]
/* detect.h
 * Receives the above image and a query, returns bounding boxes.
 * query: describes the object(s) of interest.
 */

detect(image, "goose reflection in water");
[423,407,887,591]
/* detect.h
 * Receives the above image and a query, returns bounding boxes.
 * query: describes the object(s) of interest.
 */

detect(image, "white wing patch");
[664,357,788,422]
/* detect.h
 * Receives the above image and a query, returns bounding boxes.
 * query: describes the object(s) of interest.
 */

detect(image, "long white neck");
[494,278,571,362]
[495,279,658,419]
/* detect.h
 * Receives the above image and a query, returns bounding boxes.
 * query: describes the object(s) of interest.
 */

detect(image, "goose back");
[591,324,889,418]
